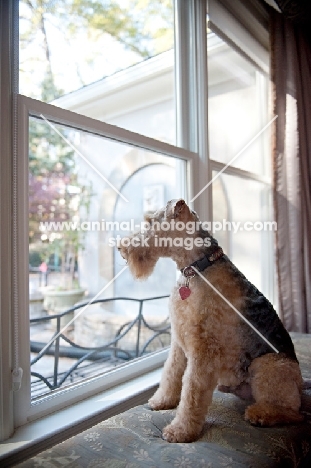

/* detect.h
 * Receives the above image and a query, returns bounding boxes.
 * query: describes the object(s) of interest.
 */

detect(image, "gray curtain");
[271,8,311,332]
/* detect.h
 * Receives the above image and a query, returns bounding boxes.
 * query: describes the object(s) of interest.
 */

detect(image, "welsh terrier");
[118,199,303,443]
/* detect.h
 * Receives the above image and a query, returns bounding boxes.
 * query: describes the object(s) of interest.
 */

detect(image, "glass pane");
[19,0,175,143]
[29,116,186,400]
[212,171,275,302]
[207,32,270,176]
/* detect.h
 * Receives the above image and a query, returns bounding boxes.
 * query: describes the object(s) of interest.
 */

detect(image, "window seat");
[13,333,311,468]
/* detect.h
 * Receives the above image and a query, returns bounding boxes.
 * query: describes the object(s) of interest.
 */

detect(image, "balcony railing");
[30,296,170,399]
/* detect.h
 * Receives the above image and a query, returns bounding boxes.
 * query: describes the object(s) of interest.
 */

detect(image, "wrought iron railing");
[30,296,170,399]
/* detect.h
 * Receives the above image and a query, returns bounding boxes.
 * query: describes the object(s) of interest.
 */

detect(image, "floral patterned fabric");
[16,333,311,468]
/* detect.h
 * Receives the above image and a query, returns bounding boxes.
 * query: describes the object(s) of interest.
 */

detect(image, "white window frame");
[0,0,272,452]
[0,0,16,444]
[14,95,197,426]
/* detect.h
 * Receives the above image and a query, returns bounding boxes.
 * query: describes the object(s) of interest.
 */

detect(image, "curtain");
[274,0,311,25]
[271,8,311,332]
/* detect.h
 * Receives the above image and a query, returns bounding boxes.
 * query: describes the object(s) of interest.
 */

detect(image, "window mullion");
[210,160,271,185]
[174,0,212,222]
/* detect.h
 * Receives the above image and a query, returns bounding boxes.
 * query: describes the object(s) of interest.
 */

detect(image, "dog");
[118,199,303,443]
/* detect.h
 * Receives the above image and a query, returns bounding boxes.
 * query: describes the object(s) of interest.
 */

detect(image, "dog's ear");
[144,212,153,223]
[165,199,189,219]
[172,199,186,218]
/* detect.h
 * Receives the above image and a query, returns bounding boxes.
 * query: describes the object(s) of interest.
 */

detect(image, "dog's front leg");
[148,340,186,410]
[162,357,218,443]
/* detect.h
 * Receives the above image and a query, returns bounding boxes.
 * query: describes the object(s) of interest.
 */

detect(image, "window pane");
[29,116,186,400]
[19,0,175,142]
[207,32,270,176]
[208,31,274,302]
[212,171,275,302]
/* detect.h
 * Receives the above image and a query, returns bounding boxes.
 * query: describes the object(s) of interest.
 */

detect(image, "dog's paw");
[148,395,178,411]
[162,422,200,443]
[245,403,304,427]
[245,406,267,426]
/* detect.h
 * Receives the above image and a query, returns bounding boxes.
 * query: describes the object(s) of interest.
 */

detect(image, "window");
[207,31,273,298]
[19,0,175,141]
[0,0,272,440]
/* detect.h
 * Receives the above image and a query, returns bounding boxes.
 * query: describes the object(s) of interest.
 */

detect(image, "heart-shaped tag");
[179,286,191,300]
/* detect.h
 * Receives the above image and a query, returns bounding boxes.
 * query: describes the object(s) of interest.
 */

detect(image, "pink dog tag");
[179,286,191,300]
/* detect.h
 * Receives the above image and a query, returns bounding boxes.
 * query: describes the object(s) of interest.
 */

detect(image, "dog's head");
[146,199,199,223]
[117,199,204,279]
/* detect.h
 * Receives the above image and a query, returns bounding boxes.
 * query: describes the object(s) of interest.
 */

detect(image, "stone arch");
[98,147,176,294]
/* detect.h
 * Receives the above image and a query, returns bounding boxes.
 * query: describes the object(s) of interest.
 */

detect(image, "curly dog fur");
[118,199,303,443]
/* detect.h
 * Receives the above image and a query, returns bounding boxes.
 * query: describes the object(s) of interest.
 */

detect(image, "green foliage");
[29,118,74,176]
[28,117,76,244]
[20,0,174,101]
[68,0,173,57]
[28,115,94,289]
[29,249,42,267]
[21,0,173,286]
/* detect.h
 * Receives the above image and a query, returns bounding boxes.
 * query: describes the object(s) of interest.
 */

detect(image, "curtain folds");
[271,10,311,332]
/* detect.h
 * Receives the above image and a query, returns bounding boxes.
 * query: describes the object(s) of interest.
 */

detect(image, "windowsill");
[0,368,161,467]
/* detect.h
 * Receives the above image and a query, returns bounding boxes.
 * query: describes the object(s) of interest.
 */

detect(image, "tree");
[19,0,174,101]
[21,0,173,278]
[28,117,75,243]
[28,115,94,278]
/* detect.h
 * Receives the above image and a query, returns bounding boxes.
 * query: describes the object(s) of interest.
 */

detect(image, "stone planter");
[29,290,45,319]
[74,301,170,354]
[43,288,86,329]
